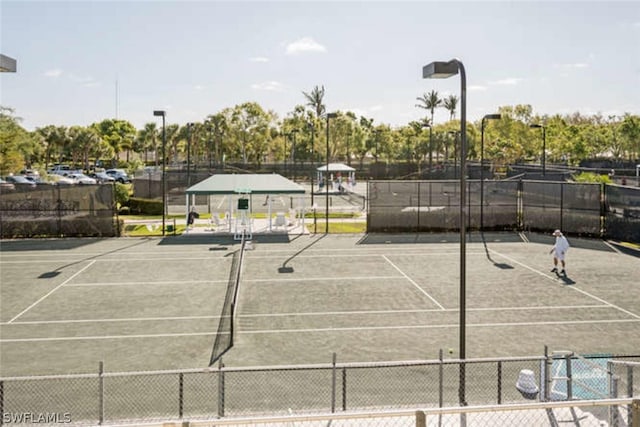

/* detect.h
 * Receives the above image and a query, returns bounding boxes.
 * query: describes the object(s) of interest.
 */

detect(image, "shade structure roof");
[185,173,305,195]
[316,163,355,172]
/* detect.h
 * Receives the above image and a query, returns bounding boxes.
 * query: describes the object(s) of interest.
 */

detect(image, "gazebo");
[185,174,306,238]
[316,163,356,193]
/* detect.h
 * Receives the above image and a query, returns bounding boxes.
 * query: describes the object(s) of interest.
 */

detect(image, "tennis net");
[209,230,247,365]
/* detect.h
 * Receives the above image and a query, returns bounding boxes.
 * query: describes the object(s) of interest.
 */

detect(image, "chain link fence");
[0,184,117,238]
[1,354,638,425]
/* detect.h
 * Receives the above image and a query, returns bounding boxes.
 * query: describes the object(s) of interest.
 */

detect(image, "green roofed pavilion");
[183,174,307,238]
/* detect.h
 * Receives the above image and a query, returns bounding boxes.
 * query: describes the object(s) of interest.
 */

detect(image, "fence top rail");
[0,372,99,381]
[0,355,550,380]
[102,399,636,427]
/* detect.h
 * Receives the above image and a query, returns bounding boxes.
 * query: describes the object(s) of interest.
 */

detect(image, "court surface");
[1,232,638,376]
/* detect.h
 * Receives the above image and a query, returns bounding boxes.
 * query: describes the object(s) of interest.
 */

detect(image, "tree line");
[1,86,639,177]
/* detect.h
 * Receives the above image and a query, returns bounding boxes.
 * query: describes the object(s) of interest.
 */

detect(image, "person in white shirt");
[550,229,570,275]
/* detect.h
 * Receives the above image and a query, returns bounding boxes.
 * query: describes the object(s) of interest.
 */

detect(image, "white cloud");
[468,85,487,91]
[285,37,326,55]
[490,78,523,86]
[370,105,383,112]
[194,85,205,91]
[249,56,269,63]
[251,81,285,91]
[44,69,62,78]
[69,73,100,87]
[555,63,589,69]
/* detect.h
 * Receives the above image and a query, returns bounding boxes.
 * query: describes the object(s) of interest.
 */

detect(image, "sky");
[1,0,639,131]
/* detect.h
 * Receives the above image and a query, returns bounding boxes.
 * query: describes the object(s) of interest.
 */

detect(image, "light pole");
[186,122,194,186]
[448,130,460,179]
[290,129,298,180]
[422,123,431,178]
[480,114,501,230]
[529,124,546,176]
[423,58,467,407]
[308,121,317,233]
[326,112,338,233]
[153,110,167,236]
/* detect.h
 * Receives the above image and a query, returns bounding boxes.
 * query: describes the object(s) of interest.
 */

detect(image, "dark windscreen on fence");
[521,181,601,235]
[368,180,518,232]
[0,184,116,238]
[605,185,640,242]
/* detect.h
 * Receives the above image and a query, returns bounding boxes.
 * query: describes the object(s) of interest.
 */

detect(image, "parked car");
[50,175,75,185]
[0,178,16,191]
[105,169,131,183]
[65,173,97,185]
[5,175,36,187]
[47,164,73,175]
[89,171,116,184]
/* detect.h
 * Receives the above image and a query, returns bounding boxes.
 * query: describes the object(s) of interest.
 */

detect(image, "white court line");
[1,257,231,264]
[237,318,640,335]
[489,249,640,320]
[244,275,403,283]
[8,260,96,324]
[382,255,445,310]
[0,331,218,343]
[0,304,609,326]
[3,318,638,343]
[64,280,227,287]
[238,304,608,318]
[2,315,222,326]
[245,252,486,260]
[603,240,623,254]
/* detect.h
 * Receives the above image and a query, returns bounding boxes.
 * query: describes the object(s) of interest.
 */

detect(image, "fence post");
[415,410,426,427]
[497,361,503,404]
[331,353,337,413]
[417,182,421,232]
[544,346,551,402]
[217,359,225,418]
[631,398,639,427]
[342,367,347,411]
[438,349,444,408]
[565,353,572,401]
[178,372,184,419]
[1,380,4,427]
[610,377,619,427]
[628,366,634,426]
[98,361,104,425]
[560,183,564,233]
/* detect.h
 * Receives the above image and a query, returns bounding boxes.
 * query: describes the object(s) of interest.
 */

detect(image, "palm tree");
[302,85,326,118]
[416,90,441,174]
[443,95,459,120]
[137,122,158,165]
[415,90,442,123]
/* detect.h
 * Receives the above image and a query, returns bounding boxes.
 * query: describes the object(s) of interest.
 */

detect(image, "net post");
[415,410,426,427]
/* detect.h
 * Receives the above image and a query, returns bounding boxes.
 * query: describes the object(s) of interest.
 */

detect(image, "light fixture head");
[529,123,543,129]
[423,60,459,79]
[484,114,502,120]
[153,110,166,117]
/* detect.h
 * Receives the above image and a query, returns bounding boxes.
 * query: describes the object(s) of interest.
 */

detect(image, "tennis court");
[1,232,638,377]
